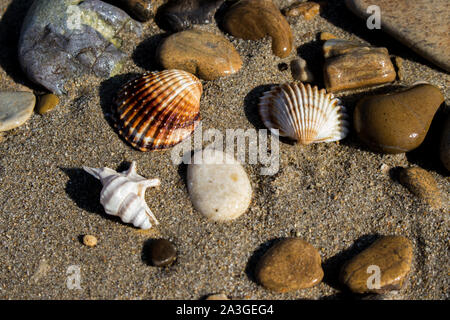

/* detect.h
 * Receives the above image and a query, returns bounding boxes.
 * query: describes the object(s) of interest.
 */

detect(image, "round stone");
[36,94,59,115]
[354,84,444,153]
[255,238,324,292]
[399,167,442,209]
[157,30,242,81]
[205,293,229,300]
[82,235,98,247]
[340,236,413,294]
[0,91,36,132]
[149,239,177,267]
[187,148,252,222]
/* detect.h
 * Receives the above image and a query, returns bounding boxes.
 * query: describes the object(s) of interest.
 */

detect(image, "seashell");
[83,161,160,229]
[113,69,203,151]
[258,82,349,144]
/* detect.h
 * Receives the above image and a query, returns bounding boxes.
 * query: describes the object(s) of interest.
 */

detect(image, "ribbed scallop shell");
[258,82,348,144]
[114,69,203,151]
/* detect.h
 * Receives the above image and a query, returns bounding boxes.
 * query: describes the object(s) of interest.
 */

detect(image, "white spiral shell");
[83,161,160,229]
[259,82,349,144]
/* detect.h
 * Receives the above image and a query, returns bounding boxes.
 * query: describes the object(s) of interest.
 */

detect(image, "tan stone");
[83,235,98,247]
[256,238,323,292]
[283,2,321,20]
[320,32,337,41]
[399,167,442,209]
[205,293,229,300]
[157,30,242,81]
[340,236,413,294]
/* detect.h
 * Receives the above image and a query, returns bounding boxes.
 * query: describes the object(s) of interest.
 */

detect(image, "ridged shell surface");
[114,69,203,151]
[259,82,349,144]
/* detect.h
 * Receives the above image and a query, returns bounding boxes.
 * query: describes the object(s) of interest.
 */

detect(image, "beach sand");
[0,0,448,299]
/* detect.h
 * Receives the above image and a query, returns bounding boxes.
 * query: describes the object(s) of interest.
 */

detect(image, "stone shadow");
[245,237,281,283]
[132,33,169,71]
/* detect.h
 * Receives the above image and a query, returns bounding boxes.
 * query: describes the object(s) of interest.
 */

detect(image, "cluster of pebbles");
[0,0,448,299]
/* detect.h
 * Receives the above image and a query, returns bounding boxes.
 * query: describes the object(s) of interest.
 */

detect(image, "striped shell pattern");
[259,82,349,144]
[114,69,203,151]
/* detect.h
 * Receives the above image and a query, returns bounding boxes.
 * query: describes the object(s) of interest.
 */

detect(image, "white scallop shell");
[259,82,349,144]
[83,161,160,229]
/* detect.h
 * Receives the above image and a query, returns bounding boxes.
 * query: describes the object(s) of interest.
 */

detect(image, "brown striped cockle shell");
[114,69,202,151]
[259,82,349,145]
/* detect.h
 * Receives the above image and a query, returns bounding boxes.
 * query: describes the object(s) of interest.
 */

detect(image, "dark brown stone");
[112,0,154,21]
[353,84,444,154]
[224,0,293,58]
[149,239,177,267]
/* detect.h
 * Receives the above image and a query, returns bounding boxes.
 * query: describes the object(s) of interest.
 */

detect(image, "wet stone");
[340,236,413,294]
[157,30,242,81]
[149,239,177,267]
[353,83,444,154]
[323,39,396,92]
[290,58,314,82]
[159,0,224,31]
[36,94,60,115]
[18,0,142,94]
[283,1,320,20]
[256,238,324,292]
[0,92,36,132]
[346,0,450,72]
[224,0,293,58]
[399,167,442,209]
[187,148,252,222]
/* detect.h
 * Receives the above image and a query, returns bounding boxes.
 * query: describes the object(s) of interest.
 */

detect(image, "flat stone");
[290,58,314,82]
[256,238,323,292]
[157,30,242,81]
[441,116,450,172]
[0,92,36,132]
[36,94,60,115]
[346,0,450,72]
[340,236,413,294]
[319,32,337,41]
[159,0,224,31]
[224,0,293,58]
[323,39,396,92]
[282,1,320,20]
[187,148,252,222]
[19,0,142,94]
[149,239,177,267]
[399,167,442,209]
[353,83,444,153]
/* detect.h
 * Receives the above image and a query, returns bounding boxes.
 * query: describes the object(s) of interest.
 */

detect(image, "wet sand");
[0,0,448,299]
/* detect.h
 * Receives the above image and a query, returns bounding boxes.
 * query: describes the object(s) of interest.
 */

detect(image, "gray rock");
[18,0,142,95]
[0,92,36,132]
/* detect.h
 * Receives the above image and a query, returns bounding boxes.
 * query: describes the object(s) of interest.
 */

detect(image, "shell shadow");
[321,233,381,295]
[132,33,169,71]
[319,0,446,72]
[244,84,275,131]
[98,72,141,147]
[244,237,281,284]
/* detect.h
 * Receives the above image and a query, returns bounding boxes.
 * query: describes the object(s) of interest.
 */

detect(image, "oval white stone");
[187,148,252,222]
[0,91,36,132]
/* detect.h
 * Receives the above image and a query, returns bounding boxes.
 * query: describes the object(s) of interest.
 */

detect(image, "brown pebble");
[340,236,413,294]
[290,58,314,82]
[149,239,177,267]
[319,32,337,41]
[83,235,98,247]
[283,1,320,20]
[206,293,229,300]
[256,238,323,292]
[399,167,442,209]
[36,94,59,115]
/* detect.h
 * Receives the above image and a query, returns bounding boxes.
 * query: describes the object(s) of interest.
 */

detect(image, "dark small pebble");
[149,239,177,267]
[278,62,288,71]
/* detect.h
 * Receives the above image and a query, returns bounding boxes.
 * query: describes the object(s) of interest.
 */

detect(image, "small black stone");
[278,62,288,71]
[149,239,177,267]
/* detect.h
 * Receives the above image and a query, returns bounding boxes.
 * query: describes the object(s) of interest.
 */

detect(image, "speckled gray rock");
[346,0,450,72]
[18,0,142,94]
[0,92,36,132]
[440,115,450,172]
[187,148,252,222]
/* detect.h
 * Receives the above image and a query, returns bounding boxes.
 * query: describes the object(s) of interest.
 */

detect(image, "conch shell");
[83,161,160,229]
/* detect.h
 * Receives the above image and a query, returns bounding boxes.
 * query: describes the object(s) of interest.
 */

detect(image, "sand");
[0,0,448,300]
